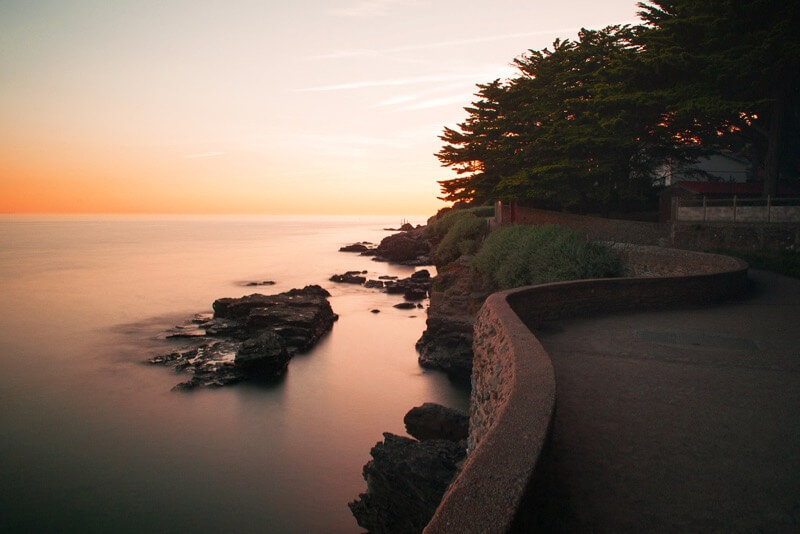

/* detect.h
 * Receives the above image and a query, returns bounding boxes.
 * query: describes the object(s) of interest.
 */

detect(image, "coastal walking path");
[529,269,800,532]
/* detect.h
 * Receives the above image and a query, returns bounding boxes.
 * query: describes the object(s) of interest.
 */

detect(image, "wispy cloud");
[399,93,474,111]
[371,81,475,108]
[184,151,225,159]
[298,73,481,92]
[309,28,580,60]
[331,0,420,18]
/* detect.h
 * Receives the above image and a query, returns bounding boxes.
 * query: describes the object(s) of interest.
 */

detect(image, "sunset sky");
[1,0,640,215]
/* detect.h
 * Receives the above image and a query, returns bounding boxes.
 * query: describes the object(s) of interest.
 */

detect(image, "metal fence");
[674,196,800,223]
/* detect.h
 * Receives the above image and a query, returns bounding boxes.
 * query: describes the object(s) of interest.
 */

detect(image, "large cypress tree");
[636,0,800,194]
[438,26,663,213]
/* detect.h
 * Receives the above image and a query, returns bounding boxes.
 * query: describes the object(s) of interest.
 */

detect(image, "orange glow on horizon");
[0,1,640,215]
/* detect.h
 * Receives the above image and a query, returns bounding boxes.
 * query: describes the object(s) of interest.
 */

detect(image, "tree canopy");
[436,1,800,211]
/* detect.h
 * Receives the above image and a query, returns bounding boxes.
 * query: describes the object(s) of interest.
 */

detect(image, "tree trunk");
[764,80,786,197]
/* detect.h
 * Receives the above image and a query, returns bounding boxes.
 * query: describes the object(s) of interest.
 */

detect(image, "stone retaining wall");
[424,246,748,533]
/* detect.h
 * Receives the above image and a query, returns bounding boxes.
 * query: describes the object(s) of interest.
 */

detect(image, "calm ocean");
[0,215,468,532]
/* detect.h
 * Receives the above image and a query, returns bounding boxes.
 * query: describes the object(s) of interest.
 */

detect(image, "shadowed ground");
[530,269,800,532]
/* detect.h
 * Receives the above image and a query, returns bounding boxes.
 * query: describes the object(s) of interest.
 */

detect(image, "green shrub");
[432,214,489,265]
[472,225,621,290]
[425,206,495,240]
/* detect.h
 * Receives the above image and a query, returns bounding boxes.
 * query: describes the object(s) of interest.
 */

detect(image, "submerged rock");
[404,403,469,442]
[339,242,375,253]
[330,271,367,284]
[149,285,337,390]
[349,433,466,534]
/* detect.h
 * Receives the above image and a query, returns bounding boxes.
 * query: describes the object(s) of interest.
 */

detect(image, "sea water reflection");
[0,215,468,532]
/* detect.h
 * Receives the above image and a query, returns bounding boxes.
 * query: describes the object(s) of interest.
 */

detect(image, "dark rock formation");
[349,433,466,534]
[416,258,487,380]
[244,280,275,287]
[364,280,384,289]
[404,403,469,442]
[410,269,431,280]
[374,229,431,265]
[393,302,416,310]
[234,331,289,376]
[384,271,433,302]
[403,287,428,301]
[149,285,337,390]
[329,271,367,284]
[339,242,375,253]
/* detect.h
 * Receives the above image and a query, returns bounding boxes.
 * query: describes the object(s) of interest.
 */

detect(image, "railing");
[674,196,800,223]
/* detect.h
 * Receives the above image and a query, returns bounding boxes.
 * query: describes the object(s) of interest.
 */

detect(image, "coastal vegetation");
[425,208,491,266]
[436,1,800,213]
[473,225,621,290]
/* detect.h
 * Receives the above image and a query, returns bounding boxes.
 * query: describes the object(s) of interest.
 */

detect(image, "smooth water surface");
[0,215,468,532]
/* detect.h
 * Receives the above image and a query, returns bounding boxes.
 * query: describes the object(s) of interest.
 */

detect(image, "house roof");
[667,181,800,196]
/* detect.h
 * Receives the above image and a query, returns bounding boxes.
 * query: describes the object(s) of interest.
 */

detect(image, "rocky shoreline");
[147,219,479,531]
[349,403,469,534]
[148,285,338,390]
[341,224,484,380]
[340,221,488,532]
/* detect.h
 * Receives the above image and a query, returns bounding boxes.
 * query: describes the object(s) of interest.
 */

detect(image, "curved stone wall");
[424,246,748,533]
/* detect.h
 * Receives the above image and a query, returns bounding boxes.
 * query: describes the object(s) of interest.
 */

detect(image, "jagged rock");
[349,433,466,534]
[399,222,415,232]
[416,314,474,380]
[212,285,331,319]
[244,280,275,287]
[365,280,384,289]
[375,231,430,263]
[383,272,433,302]
[404,403,469,442]
[416,259,486,380]
[378,275,398,280]
[339,242,374,253]
[234,331,290,375]
[410,269,431,280]
[330,271,367,284]
[403,287,428,301]
[393,302,416,310]
[149,285,337,390]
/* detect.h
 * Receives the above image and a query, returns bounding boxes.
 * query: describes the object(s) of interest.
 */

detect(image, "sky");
[0,0,641,215]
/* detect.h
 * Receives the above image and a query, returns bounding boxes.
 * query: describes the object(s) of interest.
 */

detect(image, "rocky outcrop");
[339,241,375,253]
[349,433,466,534]
[416,258,487,380]
[404,403,469,442]
[385,269,433,301]
[329,270,367,284]
[374,228,431,265]
[149,285,337,390]
[234,331,290,376]
[243,280,275,287]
